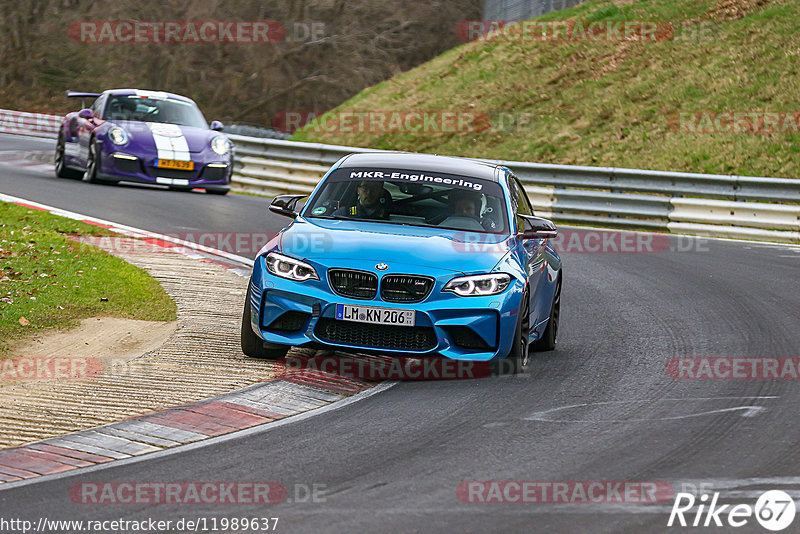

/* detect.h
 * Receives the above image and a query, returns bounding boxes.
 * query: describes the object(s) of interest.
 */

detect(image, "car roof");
[337,152,502,182]
[101,89,196,104]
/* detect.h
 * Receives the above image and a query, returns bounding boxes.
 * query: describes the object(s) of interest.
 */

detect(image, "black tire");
[54,136,81,179]
[206,188,229,196]
[531,276,561,352]
[241,286,290,359]
[82,139,101,184]
[493,288,530,375]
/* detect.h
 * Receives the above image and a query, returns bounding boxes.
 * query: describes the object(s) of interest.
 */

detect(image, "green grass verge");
[293,0,800,178]
[0,202,177,353]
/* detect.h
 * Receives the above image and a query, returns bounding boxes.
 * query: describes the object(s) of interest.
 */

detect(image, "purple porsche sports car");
[55,89,232,195]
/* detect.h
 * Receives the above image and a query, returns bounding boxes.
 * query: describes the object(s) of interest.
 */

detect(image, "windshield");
[304,167,508,234]
[104,95,208,128]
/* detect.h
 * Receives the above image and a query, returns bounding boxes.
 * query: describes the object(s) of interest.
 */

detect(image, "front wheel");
[531,277,561,352]
[206,188,229,196]
[241,286,290,359]
[493,288,530,375]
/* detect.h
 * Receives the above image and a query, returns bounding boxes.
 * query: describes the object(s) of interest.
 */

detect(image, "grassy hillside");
[294,0,800,179]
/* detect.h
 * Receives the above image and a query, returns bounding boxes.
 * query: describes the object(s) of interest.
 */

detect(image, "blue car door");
[508,175,548,330]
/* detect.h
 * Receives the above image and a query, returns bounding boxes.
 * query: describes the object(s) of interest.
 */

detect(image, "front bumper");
[97,147,232,188]
[248,256,524,362]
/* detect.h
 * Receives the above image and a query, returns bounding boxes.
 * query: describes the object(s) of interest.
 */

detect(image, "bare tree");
[0,0,481,125]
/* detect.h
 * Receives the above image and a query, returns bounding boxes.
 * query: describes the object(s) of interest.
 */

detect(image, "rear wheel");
[54,136,81,179]
[241,286,290,359]
[531,277,561,352]
[493,288,530,375]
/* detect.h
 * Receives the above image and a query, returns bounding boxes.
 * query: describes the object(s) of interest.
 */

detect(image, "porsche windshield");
[104,95,208,128]
[305,167,509,234]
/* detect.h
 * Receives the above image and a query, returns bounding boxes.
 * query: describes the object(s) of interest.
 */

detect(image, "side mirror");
[518,214,557,240]
[210,120,224,132]
[78,108,94,119]
[269,194,306,218]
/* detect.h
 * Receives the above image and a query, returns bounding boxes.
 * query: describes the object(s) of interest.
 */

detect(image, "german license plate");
[335,304,415,327]
[156,159,194,170]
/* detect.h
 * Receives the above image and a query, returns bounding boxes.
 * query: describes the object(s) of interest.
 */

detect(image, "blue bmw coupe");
[241,152,562,373]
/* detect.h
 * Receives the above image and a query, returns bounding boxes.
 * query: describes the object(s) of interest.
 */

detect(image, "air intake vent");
[265,311,311,333]
[328,269,378,300]
[315,318,436,351]
[380,275,434,303]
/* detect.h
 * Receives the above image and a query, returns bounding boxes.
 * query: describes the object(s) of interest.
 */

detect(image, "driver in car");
[449,189,481,219]
[441,189,498,231]
[335,180,391,220]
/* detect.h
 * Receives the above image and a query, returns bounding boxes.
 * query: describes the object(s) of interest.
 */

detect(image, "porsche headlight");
[108,127,128,145]
[210,135,229,155]
[265,252,319,282]
[443,273,511,297]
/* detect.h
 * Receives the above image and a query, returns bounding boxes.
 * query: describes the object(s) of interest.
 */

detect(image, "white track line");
[0,192,254,267]
[0,382,396,491]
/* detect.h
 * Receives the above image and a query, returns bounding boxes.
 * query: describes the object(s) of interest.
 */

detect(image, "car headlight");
[108,127,128,145]
[443,273,511,297]
[265,252,319,282]
[210,136,229,155]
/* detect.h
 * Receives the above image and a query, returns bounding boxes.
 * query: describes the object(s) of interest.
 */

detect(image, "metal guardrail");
[228,134,800,244]
[2,110,798,244]
[483,0,587,21]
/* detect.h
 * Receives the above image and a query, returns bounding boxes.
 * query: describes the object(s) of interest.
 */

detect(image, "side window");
[512,177,532,216]
[508,175,531,231]
[91,95,106,119]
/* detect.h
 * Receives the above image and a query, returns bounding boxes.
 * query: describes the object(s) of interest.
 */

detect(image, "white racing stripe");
[134,89,168,100]
[147,122,191,161]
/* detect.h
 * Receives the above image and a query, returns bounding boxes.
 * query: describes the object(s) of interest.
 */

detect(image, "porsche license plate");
[336,304,415,327]
[156,159,194,170]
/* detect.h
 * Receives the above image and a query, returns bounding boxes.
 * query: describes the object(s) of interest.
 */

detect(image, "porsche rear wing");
[66,90,101,109]
[66,91,101,99]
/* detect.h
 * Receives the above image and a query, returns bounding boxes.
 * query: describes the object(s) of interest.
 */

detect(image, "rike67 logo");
[668,490,796,531]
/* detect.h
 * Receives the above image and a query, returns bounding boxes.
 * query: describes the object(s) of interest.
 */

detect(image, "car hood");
[112,121,213,153]
[280,218,514,274]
